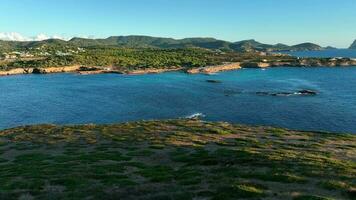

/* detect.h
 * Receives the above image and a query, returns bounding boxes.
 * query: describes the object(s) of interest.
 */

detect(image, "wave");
[185,113,206,119]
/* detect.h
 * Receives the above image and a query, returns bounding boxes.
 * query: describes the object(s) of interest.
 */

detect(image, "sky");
[0,0,355,48]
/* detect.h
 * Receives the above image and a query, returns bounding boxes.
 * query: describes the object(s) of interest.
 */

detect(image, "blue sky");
[0,0,355,47]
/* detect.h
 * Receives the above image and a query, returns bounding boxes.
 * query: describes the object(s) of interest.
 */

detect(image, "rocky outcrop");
[241,58,356,68]
[241,62,271,68]
[206,79,222,83]
[297,90,317,95]
[0,65,81,76]
[187,62,241,74]
[44,65,81,73]
[32,68,47,74]
[0,68,29,76]
[256,90,317,97]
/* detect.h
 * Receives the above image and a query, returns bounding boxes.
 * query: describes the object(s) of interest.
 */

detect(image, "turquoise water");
[284,49,356,58]
[1,67,356,133]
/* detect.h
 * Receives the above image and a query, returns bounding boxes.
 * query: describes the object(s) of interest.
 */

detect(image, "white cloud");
[33,33,50,41]
[0,32,29,41]
[0,32,70,41]
[77,35,97,39]
[52,35,67,40]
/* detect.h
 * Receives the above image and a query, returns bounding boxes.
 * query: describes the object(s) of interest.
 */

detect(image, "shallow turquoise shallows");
[1,67,356,133]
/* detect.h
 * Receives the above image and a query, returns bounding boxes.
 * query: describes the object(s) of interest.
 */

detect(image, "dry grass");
[0,119,355,200]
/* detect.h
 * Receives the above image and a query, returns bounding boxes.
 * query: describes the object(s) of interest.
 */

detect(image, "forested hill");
[0,35,324,52]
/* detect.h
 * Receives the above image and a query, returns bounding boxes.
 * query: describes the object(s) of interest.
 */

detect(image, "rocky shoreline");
[0,65,82,76]
[1,57,356,77]
[186,62,241,74]
[125,67,183,75]
[0,66,183,76]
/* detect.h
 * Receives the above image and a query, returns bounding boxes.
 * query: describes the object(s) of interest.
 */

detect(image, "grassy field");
[0,119,355,200]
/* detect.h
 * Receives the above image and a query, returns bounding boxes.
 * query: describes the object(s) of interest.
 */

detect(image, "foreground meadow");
[0,119,355,200]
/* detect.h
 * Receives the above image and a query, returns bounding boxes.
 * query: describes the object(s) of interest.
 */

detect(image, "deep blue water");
[1,67,356,133]
[283,49,356,58]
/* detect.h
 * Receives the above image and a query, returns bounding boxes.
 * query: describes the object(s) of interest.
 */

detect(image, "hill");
[289,43,323,51]
[0,36,325,52]
[349,40,356,49]
[0,119,355,199]
[68,36,324,52]
[70,36,232,50]
[0,39,69,51]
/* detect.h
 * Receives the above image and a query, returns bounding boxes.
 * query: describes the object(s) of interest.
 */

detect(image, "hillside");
[68,36,325,52]
[0,36,325,52]
[349,40,356,49]
[290,43,323,51]
[0,119,355,200]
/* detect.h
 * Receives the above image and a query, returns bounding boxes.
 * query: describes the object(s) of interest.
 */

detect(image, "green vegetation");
[0,119,355,199]
[0,47,296,71]
[0,36,324,52]
[1,36,335,73]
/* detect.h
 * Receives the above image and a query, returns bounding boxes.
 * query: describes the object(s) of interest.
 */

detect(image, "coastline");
[186,62,241,74]
[1,59,356,77]
[0,65,82,76]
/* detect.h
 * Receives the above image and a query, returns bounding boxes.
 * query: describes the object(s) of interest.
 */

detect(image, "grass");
[213,182,266,199]
[0,119,355,200]
[293,195,334,200]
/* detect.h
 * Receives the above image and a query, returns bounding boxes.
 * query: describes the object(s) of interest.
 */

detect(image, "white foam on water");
[185,113,206,119]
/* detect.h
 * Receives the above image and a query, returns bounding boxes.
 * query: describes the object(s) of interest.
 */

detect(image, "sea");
[1,49,356,133]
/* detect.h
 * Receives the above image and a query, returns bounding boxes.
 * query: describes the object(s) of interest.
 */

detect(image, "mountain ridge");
[1,35,326,52]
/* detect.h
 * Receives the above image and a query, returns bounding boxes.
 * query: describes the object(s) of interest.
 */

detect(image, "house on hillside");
[2,52,21,59]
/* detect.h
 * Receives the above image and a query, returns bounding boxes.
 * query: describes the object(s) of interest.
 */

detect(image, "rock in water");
[223,89,242,96]
[296,90,317,95]
[206,79,222,83]
[256,90,317,96]
[271,92,294,96]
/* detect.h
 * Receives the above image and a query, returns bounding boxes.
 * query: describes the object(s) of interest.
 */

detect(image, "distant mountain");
[230,39,269,52]
[0,35,326,52]
[289,43,323,51]
[349,40,356,49]
[70,36,232,50]
[69,37,325,52]
[0,39,68,51]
